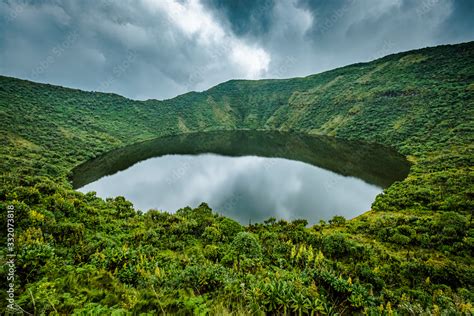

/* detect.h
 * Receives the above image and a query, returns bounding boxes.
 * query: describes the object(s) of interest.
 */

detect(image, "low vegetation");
[0,42,473,314]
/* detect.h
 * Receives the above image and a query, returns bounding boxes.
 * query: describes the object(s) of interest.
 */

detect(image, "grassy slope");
[0,42,473,314]
[1,42,472,175]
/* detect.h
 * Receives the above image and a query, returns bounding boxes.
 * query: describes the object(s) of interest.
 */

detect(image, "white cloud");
[141,0,270,79]
[143,0,225,43]
[96,21,151,49]
[229,43,270,78]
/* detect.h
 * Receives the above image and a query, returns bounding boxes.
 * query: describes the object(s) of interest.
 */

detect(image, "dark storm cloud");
[201,0,275,36]
[437,0,474,42]
[0,0,472,100]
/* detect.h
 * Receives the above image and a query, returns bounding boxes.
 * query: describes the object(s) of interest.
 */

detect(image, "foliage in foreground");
[0,184,472,314]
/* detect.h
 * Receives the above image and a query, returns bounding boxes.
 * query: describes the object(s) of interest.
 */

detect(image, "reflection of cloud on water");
[79,154,381,224]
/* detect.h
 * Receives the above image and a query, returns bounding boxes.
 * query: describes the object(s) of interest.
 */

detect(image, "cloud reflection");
[78,153,381,224]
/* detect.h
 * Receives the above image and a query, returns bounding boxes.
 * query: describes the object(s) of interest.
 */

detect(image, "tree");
[230,232,262,269]
[329,215,346,226]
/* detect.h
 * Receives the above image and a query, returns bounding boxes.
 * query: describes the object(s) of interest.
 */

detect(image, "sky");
[1,0,473,100]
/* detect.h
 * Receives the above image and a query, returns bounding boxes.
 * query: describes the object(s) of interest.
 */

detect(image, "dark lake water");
[72,131,410,224]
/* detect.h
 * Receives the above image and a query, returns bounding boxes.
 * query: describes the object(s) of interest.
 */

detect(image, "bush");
[230,232,262,260]
[389,233,411,245]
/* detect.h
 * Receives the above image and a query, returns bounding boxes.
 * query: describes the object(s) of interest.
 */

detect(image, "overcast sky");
[1,0,473,100]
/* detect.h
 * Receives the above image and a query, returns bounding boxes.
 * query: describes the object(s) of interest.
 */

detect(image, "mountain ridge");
[3,41,472,102]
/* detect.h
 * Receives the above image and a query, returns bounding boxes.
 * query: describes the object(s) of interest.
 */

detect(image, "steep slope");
[2,42,472,176]
[0,42,473,314]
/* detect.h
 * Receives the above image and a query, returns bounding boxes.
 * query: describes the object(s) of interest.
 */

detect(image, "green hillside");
[0,42,473,314]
